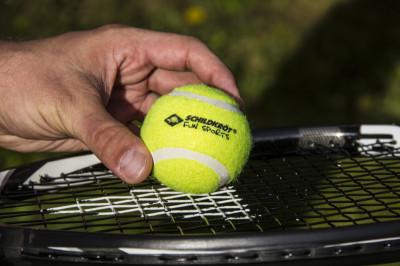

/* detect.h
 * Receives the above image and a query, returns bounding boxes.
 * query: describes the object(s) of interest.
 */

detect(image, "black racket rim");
[1,220,400,265]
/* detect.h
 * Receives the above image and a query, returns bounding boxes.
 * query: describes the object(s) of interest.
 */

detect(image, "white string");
[47,186,253,222]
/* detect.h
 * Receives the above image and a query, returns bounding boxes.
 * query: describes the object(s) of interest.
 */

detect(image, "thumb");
[75,110,152,184]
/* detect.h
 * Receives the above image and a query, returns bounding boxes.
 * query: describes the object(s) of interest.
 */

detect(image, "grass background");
[1,0,400,169]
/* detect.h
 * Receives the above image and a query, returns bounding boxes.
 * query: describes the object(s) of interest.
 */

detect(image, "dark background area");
[1,0,400,170]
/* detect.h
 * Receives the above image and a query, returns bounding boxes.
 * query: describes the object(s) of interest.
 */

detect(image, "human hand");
[0,25,239,184]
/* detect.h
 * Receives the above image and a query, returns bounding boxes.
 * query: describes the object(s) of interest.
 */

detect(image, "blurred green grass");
[2,0,400,169]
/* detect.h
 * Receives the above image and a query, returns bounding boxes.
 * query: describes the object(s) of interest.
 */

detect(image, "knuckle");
[89,123,123,154]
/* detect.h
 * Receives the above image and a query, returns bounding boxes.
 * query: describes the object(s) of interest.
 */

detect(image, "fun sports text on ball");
[183,115,237,140]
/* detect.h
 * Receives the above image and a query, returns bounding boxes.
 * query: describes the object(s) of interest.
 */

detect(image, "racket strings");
[240,140,400,230]
[1,171,257,234]
[311,154,370,226]
[1,140,400,235]
[355,142,400,218]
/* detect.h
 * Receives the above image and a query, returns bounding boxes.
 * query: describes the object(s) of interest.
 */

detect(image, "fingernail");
[118,149,148,183]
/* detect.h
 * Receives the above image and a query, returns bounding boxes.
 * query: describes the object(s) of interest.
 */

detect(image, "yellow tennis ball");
[140,84,252,194]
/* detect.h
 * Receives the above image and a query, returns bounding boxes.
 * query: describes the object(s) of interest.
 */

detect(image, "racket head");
[1,125,400,265]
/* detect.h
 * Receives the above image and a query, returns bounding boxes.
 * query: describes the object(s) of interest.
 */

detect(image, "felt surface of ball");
[140,84,252,194]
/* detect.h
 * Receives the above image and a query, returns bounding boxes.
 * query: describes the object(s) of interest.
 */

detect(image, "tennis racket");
[1,124,400,265]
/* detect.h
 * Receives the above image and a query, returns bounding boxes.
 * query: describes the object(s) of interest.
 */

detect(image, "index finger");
[138,30,241,104]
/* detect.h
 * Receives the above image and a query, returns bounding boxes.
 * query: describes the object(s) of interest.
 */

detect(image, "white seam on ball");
[151,148,230,187]
[168,91,241,114]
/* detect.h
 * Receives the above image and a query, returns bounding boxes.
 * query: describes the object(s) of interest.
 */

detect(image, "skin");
[0,24,240,184]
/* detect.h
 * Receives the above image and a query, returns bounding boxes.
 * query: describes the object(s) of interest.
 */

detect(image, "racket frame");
[1,125,400,265]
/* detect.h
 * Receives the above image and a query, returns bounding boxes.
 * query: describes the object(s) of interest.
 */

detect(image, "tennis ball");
[140,84,252,194]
